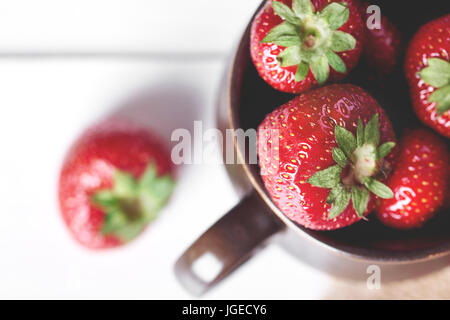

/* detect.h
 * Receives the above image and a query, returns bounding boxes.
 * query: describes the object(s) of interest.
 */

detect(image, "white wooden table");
[0,0,448,299]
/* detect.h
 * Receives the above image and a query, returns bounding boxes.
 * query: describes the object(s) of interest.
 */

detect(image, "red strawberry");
[360,2,401,75]
[58,119,175,249]
[375,128,448,229]
[251,0,365,94]
[404,14,450,138]
[258,84,396,230]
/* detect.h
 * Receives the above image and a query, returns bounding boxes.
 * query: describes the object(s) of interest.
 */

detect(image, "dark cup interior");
[232,0,450,261]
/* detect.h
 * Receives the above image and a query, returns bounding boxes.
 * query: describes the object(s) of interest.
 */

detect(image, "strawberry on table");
[404,14,450,138]
[360,2,402,76]
[251,0,365,94]
[58,119,175,249]
[258,84,396,230]
[376,128,449,229]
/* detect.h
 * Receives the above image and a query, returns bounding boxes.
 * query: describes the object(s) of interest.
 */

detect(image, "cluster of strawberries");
[253,0,449,230]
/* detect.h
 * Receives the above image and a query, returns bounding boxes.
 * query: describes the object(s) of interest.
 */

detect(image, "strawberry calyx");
[418,58,450,115]
[261,0,356,84]
[91,163,175,242]
[307,114,395,219]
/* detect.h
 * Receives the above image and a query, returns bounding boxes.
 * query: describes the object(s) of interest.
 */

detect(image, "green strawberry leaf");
[140,176,175,211]
[352,186,370,217]
[335,125,357,158]
[101,208,128,235]
[332,148,348,168]
[113,170,138,198]
[377,142,396,159]
[272,1,301,25]
[308,165,342,189]
[325,50,347,73]
[138,164,175,219]
[356,119,364,147]
[310,55,330,84]
[418,58,450,88]
[330,31,356,52]
[319,2,349,30]
[328,188,351,219]
[106,220,146,243]
[292,0,314,16]
[272,35,303,47]
[92,190,117,208]
[429,84,450,115]
[326,184,344,204]
[364,177,394,199]
[364,114,380,147]
[261,21,298,44]
[277,46,302,67]
[295,61,310,82]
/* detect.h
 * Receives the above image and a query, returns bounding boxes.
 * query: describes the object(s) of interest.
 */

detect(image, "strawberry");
[258,84,396,230]
[375,128,448,229]
[360,2,401,76]
[250,0,365,94]
[58,119,175,249]
[404,14,450,138]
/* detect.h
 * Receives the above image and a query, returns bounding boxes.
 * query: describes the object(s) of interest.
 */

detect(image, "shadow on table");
[108,82,203,146]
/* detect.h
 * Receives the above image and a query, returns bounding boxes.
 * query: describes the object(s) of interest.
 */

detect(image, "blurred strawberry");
[59,119,175,249]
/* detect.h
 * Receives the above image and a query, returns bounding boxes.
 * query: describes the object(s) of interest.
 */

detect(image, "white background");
[0,0,448,299]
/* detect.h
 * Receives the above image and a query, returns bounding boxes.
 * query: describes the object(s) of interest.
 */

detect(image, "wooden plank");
[0,0,262,53]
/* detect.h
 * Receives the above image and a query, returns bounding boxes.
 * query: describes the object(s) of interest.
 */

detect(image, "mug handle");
[174,191,284,295]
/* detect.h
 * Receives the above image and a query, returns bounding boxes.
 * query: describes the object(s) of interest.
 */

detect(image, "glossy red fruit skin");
[404,15,450,138]
[258,84,396,230]
[360,2,401,75]
[250,0,365,94]
[58,119,172,249]
[376,129,448,230]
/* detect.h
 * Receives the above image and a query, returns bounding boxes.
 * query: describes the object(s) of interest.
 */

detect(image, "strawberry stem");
[307,114,395,219]
[91,163,175,242]
[261,0,356,84]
